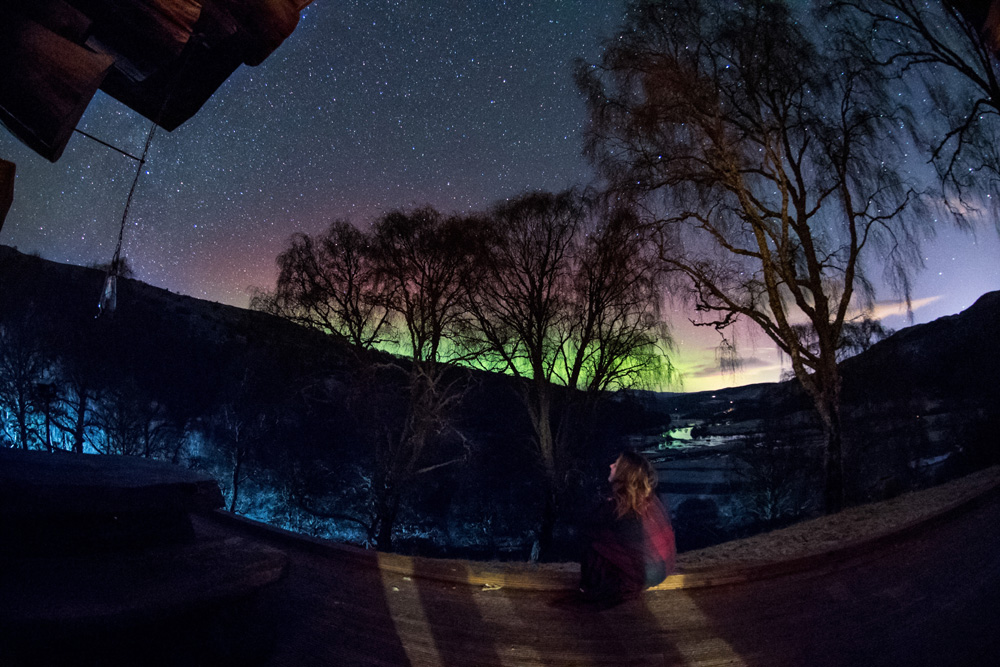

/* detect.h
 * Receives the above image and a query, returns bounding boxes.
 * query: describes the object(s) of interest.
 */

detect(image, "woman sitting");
[577,450,676,607]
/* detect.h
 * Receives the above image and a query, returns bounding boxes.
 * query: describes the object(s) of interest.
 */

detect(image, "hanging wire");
[97,121,157,317]
[73,128,144,162]
[88,40,196,318]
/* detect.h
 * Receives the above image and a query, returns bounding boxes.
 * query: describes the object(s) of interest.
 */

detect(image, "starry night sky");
[1,0,998,392]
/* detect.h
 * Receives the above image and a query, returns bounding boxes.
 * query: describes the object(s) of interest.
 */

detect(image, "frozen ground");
[679,465,1000,568]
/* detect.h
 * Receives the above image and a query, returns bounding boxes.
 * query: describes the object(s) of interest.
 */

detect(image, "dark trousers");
[579,548,644,603]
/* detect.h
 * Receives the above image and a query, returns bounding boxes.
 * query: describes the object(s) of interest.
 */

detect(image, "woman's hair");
[611,450,658,519]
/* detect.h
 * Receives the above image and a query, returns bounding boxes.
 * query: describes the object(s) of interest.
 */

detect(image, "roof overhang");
[0,0,314,162]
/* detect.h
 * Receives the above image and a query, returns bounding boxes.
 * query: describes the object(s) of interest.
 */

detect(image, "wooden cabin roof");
[0,0,314,162]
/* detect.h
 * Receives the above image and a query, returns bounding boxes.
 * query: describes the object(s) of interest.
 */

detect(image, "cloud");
[870,295,942,321]
[686,364,730,379]
[775,295,942,326]
[735,356,776,370]
[685,355,781,378]
[942,193,994,223]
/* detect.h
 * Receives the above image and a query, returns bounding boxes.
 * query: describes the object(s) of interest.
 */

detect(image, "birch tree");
[577,0,930,512]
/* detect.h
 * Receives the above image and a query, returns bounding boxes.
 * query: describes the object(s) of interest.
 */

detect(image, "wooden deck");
[206,485,1000,667]
[0,450,286,667]
[3,449,998,666]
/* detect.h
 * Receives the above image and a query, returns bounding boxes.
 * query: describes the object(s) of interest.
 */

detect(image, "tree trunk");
[374,490,401,552]
[44,412,52,452]
[528,379,559,561]
[17,403,29,450]
[72,392,88,454]
[795,359,845,516]
[229,450,243,513]
[536,475,558,562]
[807,378,845,515]
[822,400,845,514]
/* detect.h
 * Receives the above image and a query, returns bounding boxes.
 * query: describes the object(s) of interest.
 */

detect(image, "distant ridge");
[841,291,1000,400]
[644,290,1000,414]
[0,244,350,365]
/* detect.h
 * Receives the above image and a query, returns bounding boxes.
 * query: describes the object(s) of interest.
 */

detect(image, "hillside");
[841,290,1000,400]
[0,244,349,367]
[0,246,666,558]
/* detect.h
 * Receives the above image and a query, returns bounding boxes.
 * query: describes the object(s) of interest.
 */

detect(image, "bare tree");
[461,191,673,557]
[361,207,476,550]
[577,0,930,512]
[832,0,1000,226]
[50,321,111,454]
[567,205,674,393]
[730,430,822,529]
[264,208,475,550]
[59,368,101,454]
[204,351,286,514]
[0,310,50,449]
[90,380,177,458]
[33,382,62,452]
[213,402,277,514]
[252,220,391,350]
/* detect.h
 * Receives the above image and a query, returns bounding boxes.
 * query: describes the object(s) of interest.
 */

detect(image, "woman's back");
[578,452,676,604]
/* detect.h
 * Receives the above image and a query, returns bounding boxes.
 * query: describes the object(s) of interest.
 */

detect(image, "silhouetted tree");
[0,309,51,449]
[362,207,477,549]
[213,400,278,514]
[730,430,822,529]
[90,379,176,457]
[33,382,61,452]
[578,0,931,512]
[49,320,113,454]
[263,209,475,550]
[59,370,102,454]
[568,205,674,392]
[253,220,390,349]
[461,191,672,557]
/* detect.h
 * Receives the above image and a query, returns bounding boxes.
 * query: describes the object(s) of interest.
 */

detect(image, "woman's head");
[609,450,658,518]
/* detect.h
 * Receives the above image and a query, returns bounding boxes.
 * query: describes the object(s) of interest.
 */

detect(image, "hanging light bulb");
[97,272,117,316]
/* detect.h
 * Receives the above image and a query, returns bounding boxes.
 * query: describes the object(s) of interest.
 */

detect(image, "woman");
[578,450,676,606]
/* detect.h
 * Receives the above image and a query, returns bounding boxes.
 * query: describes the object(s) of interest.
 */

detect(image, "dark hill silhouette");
[647,290,1000,420]
[0,244,348,365]
[841,291,1000,400]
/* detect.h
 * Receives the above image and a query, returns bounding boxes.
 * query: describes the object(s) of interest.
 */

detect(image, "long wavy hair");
[611,450,658,519]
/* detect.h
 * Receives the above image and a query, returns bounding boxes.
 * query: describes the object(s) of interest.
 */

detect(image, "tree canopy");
[577,0,932,511]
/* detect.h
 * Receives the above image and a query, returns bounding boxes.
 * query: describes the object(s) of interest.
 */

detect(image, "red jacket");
[587,495,676,590]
